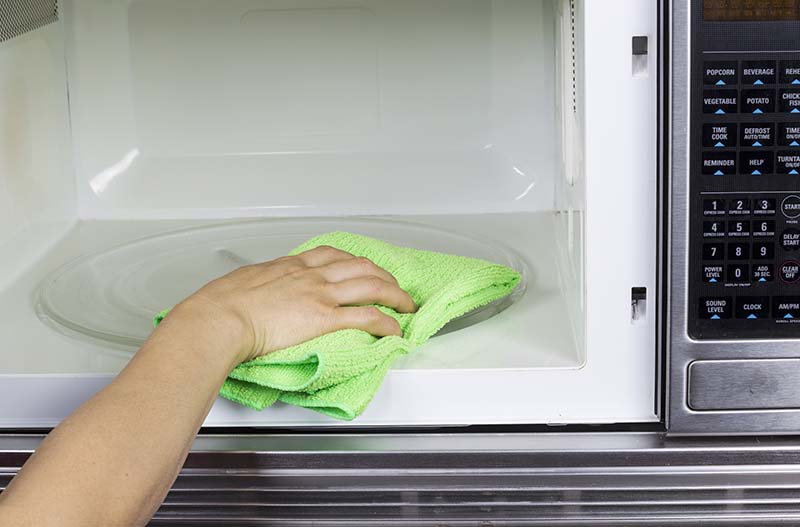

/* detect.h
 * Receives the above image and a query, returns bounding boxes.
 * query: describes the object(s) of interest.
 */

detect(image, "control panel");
[689,9,800,339]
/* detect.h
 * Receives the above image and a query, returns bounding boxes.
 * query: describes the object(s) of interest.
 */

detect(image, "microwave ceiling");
[0,0,58,43]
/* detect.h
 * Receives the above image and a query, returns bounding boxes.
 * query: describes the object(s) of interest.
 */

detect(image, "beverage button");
[703,123,737,148]
[728,242,750,260]
[741,89,776,114]
[703,220,725,238]
[704,61,738,86]
[728,198,751,215]
[740,123,775,147]
[703,265,724,283]
[781,195,800,218]
[703,152,737,176]
[727,220,750,237]
[703,89,738,115]
[753,198,776,215]
[742,61,777,85]
[754,241,775,259]
[779,123,800,147]
[779,60,800,85]
[703,243,724,260]
[740,151,774,175]
[779,89,800,113]
[752,220,776,238]
[774,296,800,320]
[727,264,750,283]
[699,297,733,320]
[780,260,800,283]
[777,151,800,175]
[782,229,800,251]
[735,296,770,319]
[753,264,774,283]
[703,198,726,216]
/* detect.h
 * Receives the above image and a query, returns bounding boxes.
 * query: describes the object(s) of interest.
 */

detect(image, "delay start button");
[780,261,800,283]
[782,195,800,218]
[782,229,800,251]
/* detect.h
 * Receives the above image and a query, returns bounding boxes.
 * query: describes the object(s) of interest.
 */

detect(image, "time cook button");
[782,195,800,218]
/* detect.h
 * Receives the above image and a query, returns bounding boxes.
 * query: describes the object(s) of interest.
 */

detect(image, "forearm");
[0,301,243,526]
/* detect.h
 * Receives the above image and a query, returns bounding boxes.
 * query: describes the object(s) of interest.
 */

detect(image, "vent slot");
[569,0,577,114]
[0,0,58,43]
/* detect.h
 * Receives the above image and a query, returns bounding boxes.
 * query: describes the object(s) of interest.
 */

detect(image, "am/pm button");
[774,296,800,320]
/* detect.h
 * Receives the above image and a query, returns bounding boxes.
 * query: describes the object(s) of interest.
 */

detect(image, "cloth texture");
[155,232,520,420]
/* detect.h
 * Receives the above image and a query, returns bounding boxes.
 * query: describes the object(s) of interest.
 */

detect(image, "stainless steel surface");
[689,359,800,411]
[666,1,800,435]
[0,0,58,43]
[6,432,800,525]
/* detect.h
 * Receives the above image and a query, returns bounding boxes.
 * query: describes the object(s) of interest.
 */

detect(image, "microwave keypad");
[691,54,800,338]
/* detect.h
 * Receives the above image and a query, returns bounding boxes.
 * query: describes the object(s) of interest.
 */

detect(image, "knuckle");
[363,306,383,322]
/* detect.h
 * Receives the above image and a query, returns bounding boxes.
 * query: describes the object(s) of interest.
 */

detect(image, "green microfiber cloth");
[155,232,521,420]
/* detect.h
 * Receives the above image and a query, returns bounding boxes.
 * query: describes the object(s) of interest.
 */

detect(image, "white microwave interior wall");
[0,0,658,427]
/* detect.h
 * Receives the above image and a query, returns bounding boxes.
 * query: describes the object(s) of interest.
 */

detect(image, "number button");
[753,220,776,237]
[728,264,750,283]
[754,241,775,260]
[727,220,750,237]
[728,242,750,260]
[703,199,726,216]
[753,198,776,215]
[704,221,725,238]
[728,198,751,216]
[703,243,724,260]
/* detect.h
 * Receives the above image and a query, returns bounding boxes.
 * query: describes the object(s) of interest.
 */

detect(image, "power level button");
[782,195,800,219]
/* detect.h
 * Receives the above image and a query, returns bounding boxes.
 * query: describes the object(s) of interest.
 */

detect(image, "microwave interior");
[0,0,660,428]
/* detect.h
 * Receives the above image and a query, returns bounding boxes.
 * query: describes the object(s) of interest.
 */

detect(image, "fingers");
[332,306,402,337]
[295,245,355,267]
[327,277,417,314]
[318,257,399,285]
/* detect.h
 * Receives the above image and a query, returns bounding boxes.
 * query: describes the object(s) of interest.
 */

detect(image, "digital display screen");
[704,0,800,21]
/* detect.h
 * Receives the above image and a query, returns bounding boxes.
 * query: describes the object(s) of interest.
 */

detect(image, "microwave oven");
[0,0,798,438]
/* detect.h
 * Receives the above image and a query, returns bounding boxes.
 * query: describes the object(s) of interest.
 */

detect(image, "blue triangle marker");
[753,108,764,114]
[759,277,767,282]
[793,79,800,85]
[715,142,725,147]
[791,141,800,147]
[747,314,758,319]
[792,108,800,114]
[752,170,762,175]
[754,79,764,85]
[715,108,726,114]
[786,313,795,319]
[716,79,726,85]
[753,141,763,147]
[714,170,725,176]
[711,314,721,320]
[709,278,717,283]
[791,169,799,175]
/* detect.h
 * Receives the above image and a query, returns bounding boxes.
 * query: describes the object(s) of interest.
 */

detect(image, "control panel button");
[753,198,776,215]
[703,123,737,148]
[779,123,800,147]
[703,198,726,216]
[740,151,774,175]
[779,89,800,113]
[742,61,777,85]
[782,195,800,218]
[728,264,750,283]
[703,152,737,176]
[703,265,724,283]
[704,61,738,86]
[753,264,774,283]
[703,220,725,238]
[703,89,738,114]
[728,198,751,216]
[703,243,724,260]
[752,220,776,238]
[780,260,800,283]
[728,242,750,260]
[740,124,775,147]
[754,241,775,259]
[741,89,776,114]
[780,61,800,85]
[782,228,800,251]
[727,220,750,237]
[735,297,770,319]
[777,152,800,175]
[699,297,733,320]
[774,296,800,320]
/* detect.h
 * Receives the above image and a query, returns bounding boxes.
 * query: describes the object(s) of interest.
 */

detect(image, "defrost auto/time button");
[741,124,775,147]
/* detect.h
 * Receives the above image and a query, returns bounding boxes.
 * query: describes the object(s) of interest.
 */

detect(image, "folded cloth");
[155,232,521,420]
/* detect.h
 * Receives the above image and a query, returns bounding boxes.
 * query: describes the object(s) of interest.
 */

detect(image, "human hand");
[163,246,417,365]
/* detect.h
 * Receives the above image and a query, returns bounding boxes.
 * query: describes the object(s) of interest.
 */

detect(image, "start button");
[782,195,800,218]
